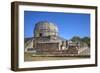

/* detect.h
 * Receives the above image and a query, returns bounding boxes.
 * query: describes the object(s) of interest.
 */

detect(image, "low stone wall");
[36,43,59,52]
[35,42,78,56]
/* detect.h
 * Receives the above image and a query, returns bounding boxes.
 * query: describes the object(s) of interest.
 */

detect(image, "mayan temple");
[25,21,90,57]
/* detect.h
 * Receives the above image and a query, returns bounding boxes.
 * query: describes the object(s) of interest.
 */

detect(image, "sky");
[24,11,90,40]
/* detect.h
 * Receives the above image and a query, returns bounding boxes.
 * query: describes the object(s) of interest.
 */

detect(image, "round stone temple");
[34,21,58,37]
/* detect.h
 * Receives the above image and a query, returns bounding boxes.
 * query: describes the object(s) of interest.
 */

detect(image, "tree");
[81,37,90,47]
[71,36,81,42]
[70,36,90,48]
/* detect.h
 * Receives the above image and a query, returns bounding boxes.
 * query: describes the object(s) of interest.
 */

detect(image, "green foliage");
[71,36,81,42]
[81,37,90,47]
[71,36,90,47]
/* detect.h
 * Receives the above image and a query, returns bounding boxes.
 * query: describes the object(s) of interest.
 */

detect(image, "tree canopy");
[71,36,90,47]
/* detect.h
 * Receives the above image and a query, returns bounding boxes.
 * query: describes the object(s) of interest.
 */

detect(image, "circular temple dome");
[34,21,58,37]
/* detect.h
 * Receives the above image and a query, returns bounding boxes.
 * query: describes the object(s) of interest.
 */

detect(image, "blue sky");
[24,11,90,40]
